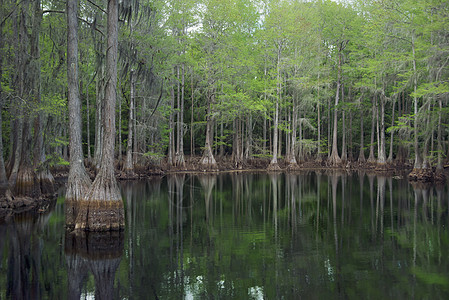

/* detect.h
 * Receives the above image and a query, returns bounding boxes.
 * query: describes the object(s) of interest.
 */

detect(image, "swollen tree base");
[327,154,342,167]
[74,172,124,231]
[175,153,186,169]
[408,167,434,183]
[267,162,281,171]
[36,169,55,195]
[74,199,124,231]
[200,149,218,170]
[286,158,300,171]
[65,170,92,230]
[15,166,40,198]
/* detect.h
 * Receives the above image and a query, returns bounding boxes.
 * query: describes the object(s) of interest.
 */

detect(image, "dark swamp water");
[1,172,449,299]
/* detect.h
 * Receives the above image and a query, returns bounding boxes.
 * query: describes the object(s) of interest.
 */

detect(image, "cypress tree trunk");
[232,118,241,168]
[378,92,386,164]
[219,118,224,157]
[316,79,322,162]
[117,80,122,161]
[245,114,253,160]
[411,35,422,171]
[75,0,124,231]
[368,99,376,163]
[168,81,175,166]
[12,0,40,198]
[287,94,298,168]
[66,0,92,228]
[349,111,353,161]
[358,110,366,163]
[435,98,445,181]
[176,64,185,167]
[200,89,217,168]
[86,84,92,160]
[341,84,347,163]
[190,68,195,157]
[329,46,344,166]
[387,98,395,163]
[268,46,281,171]
[0,13,8,189]
[175,66,181,163]
[168,79,175,166]
[94,62,105,169]
[263,65,267,156]
[421,103,432,172]
[124,69,135,174]
[32,0,54,195]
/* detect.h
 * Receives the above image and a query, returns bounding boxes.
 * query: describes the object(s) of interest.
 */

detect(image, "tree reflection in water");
[1,173,449,299]
[1,206,54,300]
[64,231,123,300]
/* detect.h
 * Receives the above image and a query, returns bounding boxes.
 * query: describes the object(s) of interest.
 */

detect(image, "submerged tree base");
[65,169,92,229]
[73,168,124,231]
[74,199,124,231]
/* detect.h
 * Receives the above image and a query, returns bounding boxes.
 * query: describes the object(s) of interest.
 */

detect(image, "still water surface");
[1,172,449,299]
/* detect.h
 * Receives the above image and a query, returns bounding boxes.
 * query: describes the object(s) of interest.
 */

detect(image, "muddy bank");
[101,156,447,181]
[0,192,57,221]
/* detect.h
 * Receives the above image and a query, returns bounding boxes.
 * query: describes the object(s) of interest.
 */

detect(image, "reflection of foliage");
[1,174,449,299]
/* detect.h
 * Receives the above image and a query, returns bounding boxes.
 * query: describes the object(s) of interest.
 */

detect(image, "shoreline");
[1,157,447,220]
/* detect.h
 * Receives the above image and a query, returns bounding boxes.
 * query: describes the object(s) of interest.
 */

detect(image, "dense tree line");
[0,0,448,202]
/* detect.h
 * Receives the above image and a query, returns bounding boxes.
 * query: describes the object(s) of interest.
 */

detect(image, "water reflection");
[1,173,448,299]
[64,231,123,300]
[121,172,449,299]
[0,207,54,299]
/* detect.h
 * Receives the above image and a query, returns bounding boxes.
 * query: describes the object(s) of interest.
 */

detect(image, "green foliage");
[41,94,66,118]
[45,154,70,167]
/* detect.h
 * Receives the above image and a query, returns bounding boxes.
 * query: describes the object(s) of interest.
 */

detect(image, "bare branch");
[43,10,104,36]
[86,0,106,14]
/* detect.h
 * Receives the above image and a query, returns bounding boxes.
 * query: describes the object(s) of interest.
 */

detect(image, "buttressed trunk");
[66,0,92,228]
[74,0,124,231]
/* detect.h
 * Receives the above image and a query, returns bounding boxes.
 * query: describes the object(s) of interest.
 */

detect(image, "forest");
[0,0,448,205]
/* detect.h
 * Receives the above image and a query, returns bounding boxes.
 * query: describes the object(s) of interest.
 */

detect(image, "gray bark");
[368,99,376,163]
[66,0,92,228]
[378,93,386,164]
[358,108,366,163]
[269,46,281,170]
[75,0,124,231]
[412,35,422,169]
[200,89,217,167]
[125,69,135,173]
[0,10,7,186]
